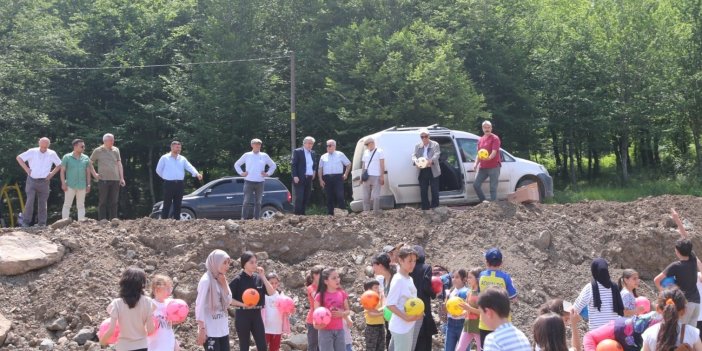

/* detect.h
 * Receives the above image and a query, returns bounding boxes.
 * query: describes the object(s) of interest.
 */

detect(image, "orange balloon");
[360,290,380,310]
[596,339,623,351]
[242,288,260,306]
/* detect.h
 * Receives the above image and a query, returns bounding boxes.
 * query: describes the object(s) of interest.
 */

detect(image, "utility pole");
[290,51,296,153]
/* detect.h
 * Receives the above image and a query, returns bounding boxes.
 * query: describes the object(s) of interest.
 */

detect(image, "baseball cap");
[562,300,573,312]
[383,245,395,253]
[485,248,503,265]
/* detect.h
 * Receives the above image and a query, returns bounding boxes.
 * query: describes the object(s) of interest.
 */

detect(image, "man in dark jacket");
[291,136,317,215]
[410,245,438,351]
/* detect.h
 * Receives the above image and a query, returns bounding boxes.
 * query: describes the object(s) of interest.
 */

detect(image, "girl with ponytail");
[642,288,702,351]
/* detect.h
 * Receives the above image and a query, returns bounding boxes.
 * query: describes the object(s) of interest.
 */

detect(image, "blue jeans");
[445,318,465,351]
[242,180,264,219]
[318,329,346,351]
[473,167,500,201]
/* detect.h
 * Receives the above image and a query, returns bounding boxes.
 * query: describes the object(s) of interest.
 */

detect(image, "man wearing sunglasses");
[318,139,351,215]
[60,139,94,221]
[412,128,441,210]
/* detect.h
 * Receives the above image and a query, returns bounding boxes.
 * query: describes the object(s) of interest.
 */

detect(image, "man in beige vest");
[90,133,125,220]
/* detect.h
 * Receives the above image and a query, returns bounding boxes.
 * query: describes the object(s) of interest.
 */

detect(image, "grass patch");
[550,177,702,203]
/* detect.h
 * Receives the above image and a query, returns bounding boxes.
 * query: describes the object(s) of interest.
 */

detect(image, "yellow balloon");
[404,298,425,316]
[446,296,465,317]
[478,149,489,160]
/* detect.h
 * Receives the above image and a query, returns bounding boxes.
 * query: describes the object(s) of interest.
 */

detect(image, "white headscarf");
[205,249,233,314]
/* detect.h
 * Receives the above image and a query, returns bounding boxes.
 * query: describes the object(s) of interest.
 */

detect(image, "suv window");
[208,180,241,195]
[456,138,478,162]
[264,178,286,191]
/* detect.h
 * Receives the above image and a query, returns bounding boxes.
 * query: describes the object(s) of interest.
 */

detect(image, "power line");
[2,55,291,72]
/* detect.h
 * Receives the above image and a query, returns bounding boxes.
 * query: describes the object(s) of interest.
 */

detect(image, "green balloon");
[384,306,392,321]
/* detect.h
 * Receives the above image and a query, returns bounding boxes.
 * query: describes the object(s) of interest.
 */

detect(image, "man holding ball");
[412,128,441,210]
[473,121,501,202]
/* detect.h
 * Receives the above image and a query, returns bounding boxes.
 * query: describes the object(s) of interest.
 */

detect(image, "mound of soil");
[0,195,700,350]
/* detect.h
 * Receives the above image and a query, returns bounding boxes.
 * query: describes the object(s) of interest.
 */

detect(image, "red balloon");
[243,288,260,306]
[596,339,623,351]
[360,290,380,310]
[431,276,443,294]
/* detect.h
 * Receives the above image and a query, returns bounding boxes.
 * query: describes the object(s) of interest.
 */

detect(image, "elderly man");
[90,133,125,220]
[473,121,502,201]
[234,138,277,219]
[318,139,351,215]
[16,137,62,227]
[412,128,441,210]
[361,137,385,213]
[291,136,317,215]
[156,140,202,220]
[60,139,93,221]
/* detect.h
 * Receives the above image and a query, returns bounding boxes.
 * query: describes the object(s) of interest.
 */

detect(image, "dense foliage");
[1,0,700,217]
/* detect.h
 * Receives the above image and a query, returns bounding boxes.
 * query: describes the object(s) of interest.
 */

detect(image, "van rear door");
[456,137,480,202]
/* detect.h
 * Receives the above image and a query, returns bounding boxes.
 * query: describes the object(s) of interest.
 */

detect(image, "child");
[478,248,518,346]
[538,299,577,351]
[343,315,353,351]
[306,265,325,351]
[653,238,701,327]
[641,287,702,351]
[477,288,530,351]
[195,249,232,351]
[263,272,291,351]
[456,267,482,351]
[619,269,643,316]
[100,267,156,351]
[363,279,385,351]
[313,267,350,351]
[571,258,625,336]
[445,269,469,351]
[582,311,661,351]
[229,251,276,351]
[148,274,180,351]
[386,246,422,351]
[533,313,568,351]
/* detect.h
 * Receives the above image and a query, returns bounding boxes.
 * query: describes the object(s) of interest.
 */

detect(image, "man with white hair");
[473,121,502,201]
[412,128,441,210]
[90,133,125,220]
[318,139,351,215]
[291,136,317,215]
[234,138,277,219]
[16,137,62,226]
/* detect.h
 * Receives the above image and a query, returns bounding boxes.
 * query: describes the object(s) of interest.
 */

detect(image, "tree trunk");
[692,119,702,176]
[619,132,630,183]
[551,129,562,177]
[562,137,569,181]
[568,130,577,187]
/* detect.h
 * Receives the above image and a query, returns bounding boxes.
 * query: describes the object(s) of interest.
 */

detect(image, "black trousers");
[480,328,493,348]
[162,180,185,219]
[323,174,345,215]
[418,168,439,210]
[98,180,120,220]
[235,309,267,351]
[293,176,313,215]
[204,335,230,351]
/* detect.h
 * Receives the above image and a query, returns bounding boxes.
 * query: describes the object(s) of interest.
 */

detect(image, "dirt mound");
[0,195,700,350]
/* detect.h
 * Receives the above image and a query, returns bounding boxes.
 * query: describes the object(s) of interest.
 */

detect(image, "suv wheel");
[180,208,196,221]
[260,206,278,220]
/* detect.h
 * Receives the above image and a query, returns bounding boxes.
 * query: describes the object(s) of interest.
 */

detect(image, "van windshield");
[352,140,366,171]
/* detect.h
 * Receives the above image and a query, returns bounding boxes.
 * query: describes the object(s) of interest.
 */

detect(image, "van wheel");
[516,178,544,202]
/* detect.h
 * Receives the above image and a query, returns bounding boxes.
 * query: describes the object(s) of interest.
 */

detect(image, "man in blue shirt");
[234,138,277,219]
[291,136,317,215]
[155,140,202,219]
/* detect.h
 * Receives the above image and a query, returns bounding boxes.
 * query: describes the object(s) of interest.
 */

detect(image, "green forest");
[1,0,702,217]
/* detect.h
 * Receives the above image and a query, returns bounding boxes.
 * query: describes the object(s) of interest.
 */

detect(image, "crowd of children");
[97,209,702,351]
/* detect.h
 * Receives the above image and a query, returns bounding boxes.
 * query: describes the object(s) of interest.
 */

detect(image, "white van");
[349,125,553,212]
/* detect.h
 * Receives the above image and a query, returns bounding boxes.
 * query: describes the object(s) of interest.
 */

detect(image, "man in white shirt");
[16,137,62,227]
[234,138,277,219]
[411,128,441,210]
[318,139,350,215]
[155,140,202,219]
[361,137,385,214]
[291,136,317,215]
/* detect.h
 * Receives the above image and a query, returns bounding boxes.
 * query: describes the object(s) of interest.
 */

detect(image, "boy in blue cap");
[477,248,518,346]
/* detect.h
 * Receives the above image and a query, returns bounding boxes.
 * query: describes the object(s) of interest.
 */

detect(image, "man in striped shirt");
[478,288,531,351]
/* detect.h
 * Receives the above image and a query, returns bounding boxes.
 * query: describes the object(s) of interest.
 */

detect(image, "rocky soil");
[0,195,700,350]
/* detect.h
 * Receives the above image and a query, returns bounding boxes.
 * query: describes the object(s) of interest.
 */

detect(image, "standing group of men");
[14,122,501,225]
[16,134,124,227]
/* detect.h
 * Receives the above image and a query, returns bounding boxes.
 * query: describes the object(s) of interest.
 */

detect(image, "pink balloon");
[313,307,332,325]
[276,296,295,314]
[635,296,651,314]
[97,318,120,344]
[166,299,190,323]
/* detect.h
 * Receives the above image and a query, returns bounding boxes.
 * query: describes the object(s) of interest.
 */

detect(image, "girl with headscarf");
[571,258,625,334]
[195,249,233,351]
